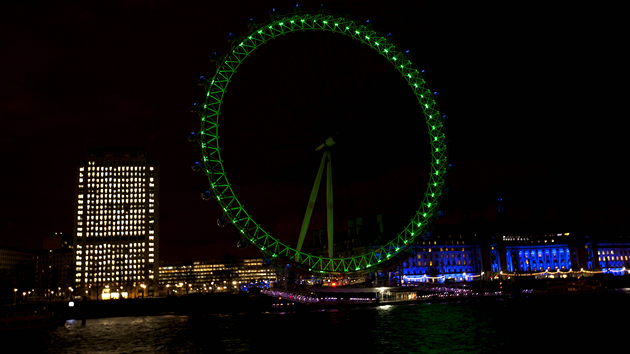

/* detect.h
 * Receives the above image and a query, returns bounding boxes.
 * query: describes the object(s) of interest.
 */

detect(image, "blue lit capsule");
[217,217,228,227]
[201,191,212,201]
[209,52,220,62]
[191,162,202,172]
[293,4,302,12]
[269,8,278,18]
[226,32,235,43]
[197,76,207,86]
[189,103,199,113]
[318,4,326,12]
[187,132,198,142]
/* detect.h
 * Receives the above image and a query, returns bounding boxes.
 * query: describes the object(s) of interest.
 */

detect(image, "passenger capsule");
[226,32,236,43]
[201,191,212,200]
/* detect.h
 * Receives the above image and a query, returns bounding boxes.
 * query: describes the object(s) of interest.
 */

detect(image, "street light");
[14,288,18,305]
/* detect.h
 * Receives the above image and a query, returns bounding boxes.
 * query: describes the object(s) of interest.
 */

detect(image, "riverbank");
[10,275,630,321]
[33,287,628,322]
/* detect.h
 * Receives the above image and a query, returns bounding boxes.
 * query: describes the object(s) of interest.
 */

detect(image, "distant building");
[402,235,479,284]
[42,232,73,251]
[588,242,630,274]
[159,258,278,295]
[0,247,36,297]
[0,247,36,272]
[35,248,74,300]
[73,148,159,300]
[307,216,630,284]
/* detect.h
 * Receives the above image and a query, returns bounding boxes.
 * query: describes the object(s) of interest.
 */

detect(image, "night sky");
[1,1,625,262]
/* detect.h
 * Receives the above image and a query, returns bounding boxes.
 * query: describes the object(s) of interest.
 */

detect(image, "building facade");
[383,230,630,284]
[159,258,278,295]
[402,236,479,284]
[73,148,159,299]
[590,242,630,274]
[0,247,36,300]
[35,248,74,300]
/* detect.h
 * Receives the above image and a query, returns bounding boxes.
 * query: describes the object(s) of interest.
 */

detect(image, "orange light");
[332,282,336,287]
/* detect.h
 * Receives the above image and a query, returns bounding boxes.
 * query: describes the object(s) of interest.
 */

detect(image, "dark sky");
[0,1,626,261]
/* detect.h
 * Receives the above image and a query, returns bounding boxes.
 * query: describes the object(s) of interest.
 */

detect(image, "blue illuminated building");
[495,233,577,272]
[401,235,480,284]
[592,242,630,274]
[308,213,630,285]
[396,229,630,284]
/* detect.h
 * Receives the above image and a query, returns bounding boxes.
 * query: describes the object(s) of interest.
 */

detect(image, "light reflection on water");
[4,294,627,353]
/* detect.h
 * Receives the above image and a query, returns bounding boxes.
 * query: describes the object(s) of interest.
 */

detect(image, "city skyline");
[0,1,626,263]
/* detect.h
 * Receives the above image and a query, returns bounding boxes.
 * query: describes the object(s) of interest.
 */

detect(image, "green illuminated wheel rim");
[197,11,447,275]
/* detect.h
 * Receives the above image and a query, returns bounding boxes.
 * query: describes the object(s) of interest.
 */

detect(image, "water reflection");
[3,295,627,353]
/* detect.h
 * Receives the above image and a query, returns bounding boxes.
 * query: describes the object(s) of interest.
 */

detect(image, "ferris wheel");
[189,5,448,276]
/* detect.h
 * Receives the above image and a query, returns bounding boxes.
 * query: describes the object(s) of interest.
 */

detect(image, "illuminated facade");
[159,258,277,294]
[73,148,159,299]
[398,231,630,283]
[488,233,580,274]
[402,235,481,284]
[593,243,630,274]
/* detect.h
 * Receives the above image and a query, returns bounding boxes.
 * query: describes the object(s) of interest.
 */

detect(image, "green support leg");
[295,152,328,261]
[326,151,334,260]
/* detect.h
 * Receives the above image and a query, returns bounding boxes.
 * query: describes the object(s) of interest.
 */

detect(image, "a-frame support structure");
[295,138,336,261]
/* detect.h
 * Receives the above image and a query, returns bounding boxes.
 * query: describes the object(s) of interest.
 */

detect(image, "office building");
[73,148,159,299]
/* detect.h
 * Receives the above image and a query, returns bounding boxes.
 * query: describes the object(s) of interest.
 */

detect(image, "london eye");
[189,5,448,276]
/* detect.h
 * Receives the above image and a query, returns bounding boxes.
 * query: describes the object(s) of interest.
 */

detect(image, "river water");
[6,292,629,353]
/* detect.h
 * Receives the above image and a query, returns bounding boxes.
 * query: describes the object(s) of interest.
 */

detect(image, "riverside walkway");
[261,285,505,307]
